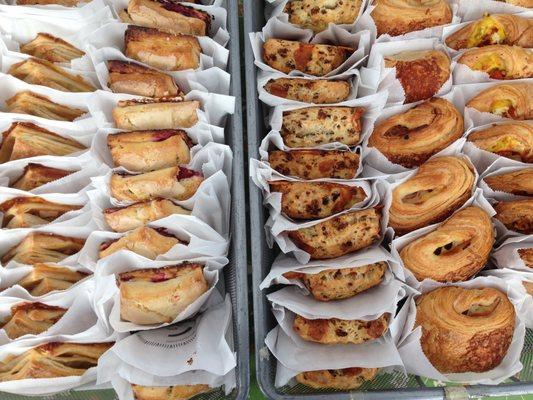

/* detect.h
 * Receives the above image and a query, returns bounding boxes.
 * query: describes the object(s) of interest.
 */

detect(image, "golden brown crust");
[264,78,350,104]
[524,281,533,295]
[518,248,533,268]
[494,199,533,234]
[284,0,362,32]
[11,163,73,191]
[16,0,83,5]
[485,168,533,196]
[18,263,89,296]
[5,91,86,122]
[295,367,379,390]
[0,302,66,339]
[0,197,81,229]
[20,33,85,63]
[131,384,211,400]
[499,0,533,7]
[466,82,533,120]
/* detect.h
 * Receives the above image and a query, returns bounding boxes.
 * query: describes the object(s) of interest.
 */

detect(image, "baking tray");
[243,2,533,399]
[0,0,249,398]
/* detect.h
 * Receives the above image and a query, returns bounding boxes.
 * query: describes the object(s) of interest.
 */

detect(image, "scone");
[17,263,89,296]
[0,197,81,229]
[494,199,533,234]
[20,33,85,63]
[264,78,350,104]
[5,91,86,122]
[11,163,73,191]
[284,0,362,32]
[484,168,533,196]
[296,367,378,390]
[0,302,67,339]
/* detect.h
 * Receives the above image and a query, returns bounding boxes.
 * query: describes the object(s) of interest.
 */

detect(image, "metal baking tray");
[0,0,249,398]
[243,2,533,399]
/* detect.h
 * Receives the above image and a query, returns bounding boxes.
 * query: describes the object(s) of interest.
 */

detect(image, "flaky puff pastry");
[524,281,533,295]
[400,206,494,282]
[369,98,463,168]
[499,0,533,7]
[371,0,452,37]
[0,302,66,339]
[284,0,362,32]
[485,168,533,196]
[494,199,533,234]
[296,368,379,390]
[132,384,211,400]
[16,0,84,5]
[264,78,351,104]
[416,286,515,373]
[5,91,86,122]
[466,82,533,120]
[20,33,85,63]
[17,263,89,296]
[446,14,533,50]
[11,163,73,192]
[518,248,533,268]
[389,156,475,235]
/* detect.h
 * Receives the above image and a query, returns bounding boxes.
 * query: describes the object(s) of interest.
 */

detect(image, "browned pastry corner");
[5,91,86,122]
[524,281,533,296]
[400,206,494,282]
[131,384,211,400]
[295,367,379,390]
[0,302,66,339]
[262,38,354,76]
[466,82,533,120]
[388,156,475,235]
[16,0,83,5]
[20,33,85,63]
[499,0,533,7]
[11,164,73,192]
[264,78,351,104]
[518,248,533,268]
[494,199,533,234]
[416,286,515,373]
[0,197,81,229]
[284,0,362,32]
[17,263,89,296]
[368,97,463,168]
[485,168,533,196]
[288,207,382,259]
[384,50,451,104]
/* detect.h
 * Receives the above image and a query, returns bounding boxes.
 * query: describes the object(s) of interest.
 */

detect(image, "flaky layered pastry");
[5,91,86,122]
[20,33,85,63]
[269,181,366,220]
[284,0,362,32]
[485,168,533,196]
[17,263,89,296]
[132,384,211,400]
[296,368,378,390]
[466,82,533,120]
[494,199,533,234]
[388,156,475,235]
[125,25,201,71]
[499,0,532,7]
[269,149,360,180]
[16,0,84,5]
[118,263,207,324]
[518,248,533,268]
[369,98,463,168]
[262,39,354,76]
[264,78,351,104]
[384,50,451,104]
[524,281,533,295]
[1,302,66,339]
[288,208,382,259]
[416,286,515,373]
[11,163,73,191]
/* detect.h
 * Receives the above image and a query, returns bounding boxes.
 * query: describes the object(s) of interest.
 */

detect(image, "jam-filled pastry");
[118,263,208,324]
[17,263,89,296]
[466,82,533,120]
[485,168,533,196]
[262,39,354,76]
[264,78,351,104]
[416,286,515,373]
[131,384,211,400]
[5,91,86,122]
[494,199,533,234]
[0,197,81,229]
[284,0,363,32]
[0,302,67,339]
[11,163,73,191]
[269,149,360,180]
[518,248,533,268]
[296,368,379,390]
[368,98,463,168]
[20,33,85,63]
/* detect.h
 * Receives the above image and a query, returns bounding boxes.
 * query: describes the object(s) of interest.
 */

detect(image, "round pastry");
[295,367,379,390]
[494,199,533,234]
[264,78,351,104]
[518,248,533,268]
[484,168,533,196]
[400,206,494,282]
[368,98,463,168]
[415,286,515,373]
[388,156,475,235]
[466,82,533,120]
[284,0,363,32]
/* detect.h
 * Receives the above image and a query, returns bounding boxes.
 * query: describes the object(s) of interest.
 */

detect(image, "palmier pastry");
[104,199,190,233]
[112,98,199,130]
[125,25,201,71]
[384,50,451,104]
[269,181,366,220]
[264,78,350,104]
[284,262,387,301]
[20,33,84,63]
[5,91,85,122]
[415,286,515,373]
[8,58,95,93]
[518,248,533,268]
[466,83,533,120]
[269,149,359,179]
[368,98,463,167]
[371,0,452,37]
[11,163,73,191]
[296,368,378,390]
[445,14,533,50]
[281,106,364,147]
[284,0,362,32]
[400,207,493,282]
[0,122,85,163]
[1,233,84,265]
[0,197,81,229]
[1,302,66,339]
[293,313,390,344]
[467,122,533,163]
[118,263,207,324]
[110,166,203,202]
[288,208,381,259]
[132,384,211,400]
[262,39,354,76]
[107,60,181,98]
[107,130,192,172]
[388,156,475,235]
[494,199,533,234]
[0,342,112,382]
[17,263,89,296]
[485,168,533,196]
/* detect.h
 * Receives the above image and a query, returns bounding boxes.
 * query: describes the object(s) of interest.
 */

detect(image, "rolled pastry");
[485,168,533,196]
[466,82,533,120]
[494,199,533,234]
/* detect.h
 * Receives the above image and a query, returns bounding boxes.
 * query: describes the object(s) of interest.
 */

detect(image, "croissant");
[0,302,66,339]
[371,0,452,37]
[466,82,533,120]
[388,156,475,235]
[295,368,378,390]
[264,78,350,104]
[5,91,86,122]
[11,163,73,191]
[0,197,81,229]
[368,98,463,167]
[131,384,211,400]
[20,33,85,63]
[494,199,533,234]
[485,168,533,196]
[416,286,515,373]
[518,248,533,268]
[445,14,533,50]
[284,0,362,32]
[17,263,89,296]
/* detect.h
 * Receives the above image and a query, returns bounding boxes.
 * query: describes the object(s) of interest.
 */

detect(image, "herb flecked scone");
[264,78,351,104]
[284,0,363,32]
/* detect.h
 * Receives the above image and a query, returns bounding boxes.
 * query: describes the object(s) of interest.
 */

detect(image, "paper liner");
[0,0,108,17]
[492,235,533,272]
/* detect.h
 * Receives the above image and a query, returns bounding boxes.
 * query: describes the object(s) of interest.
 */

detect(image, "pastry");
[288,207,382,259]
[17,263,89,296]
[416,286,515,373]
[262,39,354,76]
[16,0,83,5]
[371,0,452,37]
[384,50,451,104]
[1,302,66,339]
[269,149,359,179]
[467,122,533,163]
[118,263,207,324]
[466,82,533,120]
[0,197,81,229]
[524,281,533,295]
[494,199,533,234]
[281,106,364,147]
[11,163,73,191]
[368,98,463,168]
[269,181,366,219]
[125,25,201,71]
[388,156,475,235]
[518,248,533,268]
[0,122,85,163]
[20,33,85,63]
[112,98,199,130]
[104,199,190,233]
[400,206,493,282]
[264,78,351,104]
[107,130,192,172]
[498,0,532,6]
[485,168,533,196]
[8,58,95,93]
[131,384,211,400]
[295,368,378,390]
[5,91,86,122]
[284,0,362,32]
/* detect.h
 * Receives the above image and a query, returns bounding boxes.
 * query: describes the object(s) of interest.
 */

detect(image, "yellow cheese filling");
[467,16,506,48]
[490,99,514,116]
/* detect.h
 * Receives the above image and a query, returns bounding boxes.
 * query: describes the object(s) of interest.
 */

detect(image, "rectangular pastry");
[11,163,74,191]
[20,33,85,63]
[284,0,362,33]
[132,384,211,400]
[17,263,89,296]
[5,91,86,122]
[264,78,351,104]
[1,302,67,339]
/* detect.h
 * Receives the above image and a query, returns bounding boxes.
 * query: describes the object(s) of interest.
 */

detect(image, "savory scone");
[466,82,533,120]
[5,91,86,122]
[264,78,350,104]
[518,248,533,268]
[20,33,85,63]
[284,0,362,32]
[17,263,89,296]
[281,106,364,147]
[494,199,533,234]
[0,302,66,339]
[11,163,73,191]
[262,39,354,76]
[131,384,211,400]
[485,168,533,196]
[296,368,378,390]
[0,197,81,229]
